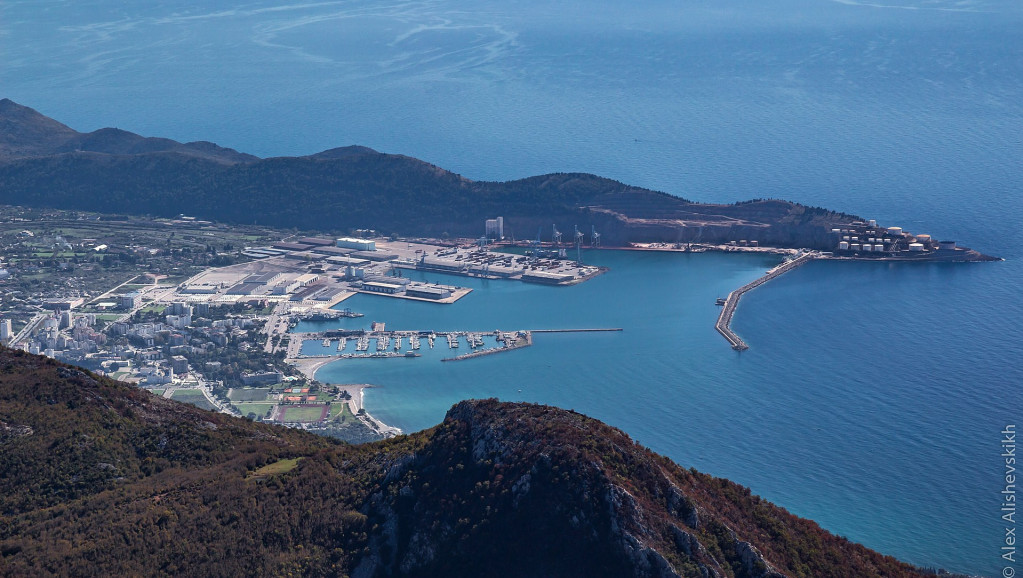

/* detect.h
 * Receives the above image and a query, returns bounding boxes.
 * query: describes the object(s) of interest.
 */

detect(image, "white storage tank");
[862,244,872,252]
[831,228,842,234]
[850,243,861,251]
[939,240,957,250]
[874,244,885,252]
[869,219,877,227]
[909,243,925,251]
[915,234,931,242]
[842,235,850,241]
[887,227,903,236]
[839,241,850,250]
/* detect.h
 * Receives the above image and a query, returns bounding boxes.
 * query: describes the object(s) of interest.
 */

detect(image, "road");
[263,301,292,353]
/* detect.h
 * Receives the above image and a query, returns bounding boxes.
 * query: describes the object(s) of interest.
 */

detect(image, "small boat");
[715,298,726,306]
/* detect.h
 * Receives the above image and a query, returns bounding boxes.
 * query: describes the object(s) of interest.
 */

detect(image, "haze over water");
[4,0,1022,574]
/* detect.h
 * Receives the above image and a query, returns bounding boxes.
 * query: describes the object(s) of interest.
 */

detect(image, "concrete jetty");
[442,332,533,362]
[531,328,623,334]
[715,251,817,351]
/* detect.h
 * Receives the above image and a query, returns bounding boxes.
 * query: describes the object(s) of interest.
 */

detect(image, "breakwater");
[715,252,817,350]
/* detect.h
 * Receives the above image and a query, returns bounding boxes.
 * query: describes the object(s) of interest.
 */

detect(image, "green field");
[279,405,327,423]
[234,402,275,417]
[247,457,302,480]
[228,388,271,402]
[149,389,165,396]
[170,389,218,411]
[330,402,357,423]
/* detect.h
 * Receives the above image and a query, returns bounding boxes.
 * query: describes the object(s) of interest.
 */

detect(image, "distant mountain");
[0,99,857,247]
[0,347,937,577]
[0,99,256,164]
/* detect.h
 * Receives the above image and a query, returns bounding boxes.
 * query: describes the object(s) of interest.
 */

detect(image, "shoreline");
[308,362,402,438]
[286,355,402,438]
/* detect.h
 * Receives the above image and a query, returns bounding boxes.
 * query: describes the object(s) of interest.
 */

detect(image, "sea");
[3,1,1021,574]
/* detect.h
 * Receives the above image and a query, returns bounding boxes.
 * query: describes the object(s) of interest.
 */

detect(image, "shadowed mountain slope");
[0,348,934,577]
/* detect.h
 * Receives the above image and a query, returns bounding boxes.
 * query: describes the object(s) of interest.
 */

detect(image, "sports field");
[279,404,328,423]
[228,388,271,402]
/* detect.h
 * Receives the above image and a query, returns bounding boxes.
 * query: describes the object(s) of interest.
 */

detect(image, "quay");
[715,251,817,350]
[531,328,623,334]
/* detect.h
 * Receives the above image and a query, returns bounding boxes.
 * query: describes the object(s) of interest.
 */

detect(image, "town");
[0,206,607,442]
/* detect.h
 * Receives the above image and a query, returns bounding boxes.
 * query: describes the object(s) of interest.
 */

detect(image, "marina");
[287,327,623,367]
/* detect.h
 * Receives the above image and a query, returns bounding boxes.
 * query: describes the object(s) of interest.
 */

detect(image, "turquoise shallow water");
[5,0,1023,573]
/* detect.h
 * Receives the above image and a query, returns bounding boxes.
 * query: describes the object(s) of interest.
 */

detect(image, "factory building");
[310,246,356,256]
[361,281,403,294]
[406,286,452,300]
[336,237,376,251]
[296,237,334,246]
[326,256,372,267]
[351,250,397,262]
[272,241,314,252]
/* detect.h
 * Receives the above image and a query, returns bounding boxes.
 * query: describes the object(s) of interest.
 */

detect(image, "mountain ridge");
[0,346,943,577]
[0,99,257,164]
[0,99,858,247]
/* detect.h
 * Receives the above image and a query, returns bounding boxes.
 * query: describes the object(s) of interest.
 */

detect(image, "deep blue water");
[4,1,1022,573]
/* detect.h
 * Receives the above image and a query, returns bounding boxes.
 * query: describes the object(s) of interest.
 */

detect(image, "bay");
[4,0,1022,573]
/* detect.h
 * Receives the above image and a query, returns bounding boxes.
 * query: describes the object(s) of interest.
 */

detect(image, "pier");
[715,251,817,350]
[531,328,624,334]
[442,331,533,362]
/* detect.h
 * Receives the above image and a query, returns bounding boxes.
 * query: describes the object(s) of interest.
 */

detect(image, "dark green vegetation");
[0,99,855,248]
[0,347,936,577]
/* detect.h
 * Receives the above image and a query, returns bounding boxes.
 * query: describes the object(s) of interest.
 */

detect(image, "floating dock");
[715,252,816,350]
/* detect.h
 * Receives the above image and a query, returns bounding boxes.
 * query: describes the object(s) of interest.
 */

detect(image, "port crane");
[591,225,601,248]
[529,227,543,264]
[574,225,585,264]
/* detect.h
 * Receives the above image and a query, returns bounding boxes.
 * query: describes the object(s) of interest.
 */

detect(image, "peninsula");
[0,99,997,262]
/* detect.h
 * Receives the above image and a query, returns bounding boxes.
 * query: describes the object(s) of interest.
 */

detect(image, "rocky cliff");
[0,347,936,577]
